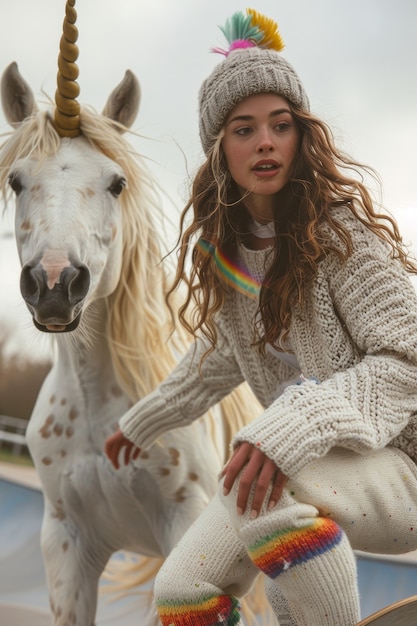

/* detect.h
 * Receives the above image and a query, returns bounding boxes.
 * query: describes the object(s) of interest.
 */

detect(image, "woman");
[106,9,417,625]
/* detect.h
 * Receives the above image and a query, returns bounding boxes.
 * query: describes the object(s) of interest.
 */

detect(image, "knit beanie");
[199,9,310,154]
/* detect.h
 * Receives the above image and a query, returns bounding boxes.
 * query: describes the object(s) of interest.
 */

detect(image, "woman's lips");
[252,160,280,177]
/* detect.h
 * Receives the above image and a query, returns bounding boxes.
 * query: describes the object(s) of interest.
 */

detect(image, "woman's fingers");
[234,448,264,514]
[222,442,252,493]
[222,442,288,516]
[248,455,280,517]
[124,440,135,466]
[105,429,141,469]
[105,430,122,468]
[268,470,289,511]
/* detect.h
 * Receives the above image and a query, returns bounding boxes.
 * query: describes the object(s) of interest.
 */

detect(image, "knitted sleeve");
[233,214,417,477]
[119,319,245,449]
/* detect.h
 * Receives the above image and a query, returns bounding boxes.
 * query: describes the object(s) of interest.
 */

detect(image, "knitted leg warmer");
[221,489,360,626]
[154,493,259,626]
[157,596,243,626]
[264,578,297,626]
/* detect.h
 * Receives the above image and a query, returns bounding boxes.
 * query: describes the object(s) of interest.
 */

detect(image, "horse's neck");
[56,334,116,392]
[40,299,131,422]
[27,299,132,491]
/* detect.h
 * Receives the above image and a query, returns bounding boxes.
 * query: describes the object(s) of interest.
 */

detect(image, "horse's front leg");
[41,508,109,626]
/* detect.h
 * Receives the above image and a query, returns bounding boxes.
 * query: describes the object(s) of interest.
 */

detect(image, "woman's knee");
[219,476,319,534]
[289,447,417,553]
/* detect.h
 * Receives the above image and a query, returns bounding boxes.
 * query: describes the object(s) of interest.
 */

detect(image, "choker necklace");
[248,217,275,239]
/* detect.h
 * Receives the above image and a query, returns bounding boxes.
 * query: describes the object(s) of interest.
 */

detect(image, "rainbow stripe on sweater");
[196,239,260,300]
[157,593,240,626]
[248,517,343,579]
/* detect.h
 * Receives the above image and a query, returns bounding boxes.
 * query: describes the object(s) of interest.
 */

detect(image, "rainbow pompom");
[211,8,285,57]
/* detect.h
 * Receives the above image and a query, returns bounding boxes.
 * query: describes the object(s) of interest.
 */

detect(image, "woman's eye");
[235,126,251,136]
[276,122,290,132]
[109,177,126,197]
[8,173,23,195]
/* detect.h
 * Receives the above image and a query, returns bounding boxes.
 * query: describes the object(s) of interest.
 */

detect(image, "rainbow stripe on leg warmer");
[157,594,241,626]
[248,517,343,578]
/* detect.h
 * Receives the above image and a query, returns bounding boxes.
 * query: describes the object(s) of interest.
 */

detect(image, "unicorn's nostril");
[66,264,90,305]
[20,263,44,306]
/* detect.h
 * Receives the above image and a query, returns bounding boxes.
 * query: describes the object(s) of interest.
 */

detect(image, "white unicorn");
[0,2,268,625]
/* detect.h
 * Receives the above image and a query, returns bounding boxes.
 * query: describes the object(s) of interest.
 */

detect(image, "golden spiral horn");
[54,0,81,137]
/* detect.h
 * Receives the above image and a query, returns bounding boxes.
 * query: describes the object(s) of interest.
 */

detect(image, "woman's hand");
[221,442,288,518]
[105,428,141,469]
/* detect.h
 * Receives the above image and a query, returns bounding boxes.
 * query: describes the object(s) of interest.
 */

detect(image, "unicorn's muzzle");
[20,259,90,332]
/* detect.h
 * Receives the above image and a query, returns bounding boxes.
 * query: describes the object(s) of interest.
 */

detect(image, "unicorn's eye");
[109,177,126,197]
[8,173,23,196]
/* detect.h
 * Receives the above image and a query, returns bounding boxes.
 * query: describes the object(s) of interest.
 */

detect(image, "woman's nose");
[256,129,274,152]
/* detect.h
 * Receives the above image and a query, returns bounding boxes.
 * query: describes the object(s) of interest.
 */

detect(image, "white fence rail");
[0,415,29,455]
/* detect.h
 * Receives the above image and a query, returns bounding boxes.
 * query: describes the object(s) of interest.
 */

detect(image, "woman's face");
[222,93,299,220]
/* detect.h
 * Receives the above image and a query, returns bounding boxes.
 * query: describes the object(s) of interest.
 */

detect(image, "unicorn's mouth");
[33,312,82,333]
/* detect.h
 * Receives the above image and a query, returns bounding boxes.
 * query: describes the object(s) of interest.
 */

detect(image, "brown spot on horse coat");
[39,415,55,438]
[175,486,186,503]
[52,503,66,521]
[69,407,79,421]
[53,423,64,436]
[169,448,180,466]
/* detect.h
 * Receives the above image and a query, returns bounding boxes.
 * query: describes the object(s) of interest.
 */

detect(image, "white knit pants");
[154,447,417,626]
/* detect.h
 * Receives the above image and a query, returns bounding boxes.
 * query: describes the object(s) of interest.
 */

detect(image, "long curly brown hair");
[167,103,417,354]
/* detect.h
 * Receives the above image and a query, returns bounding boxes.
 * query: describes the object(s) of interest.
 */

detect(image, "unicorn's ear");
[1,62,38,126]
[102,70,140,131]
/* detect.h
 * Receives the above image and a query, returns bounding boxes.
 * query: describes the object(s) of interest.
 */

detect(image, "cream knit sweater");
[120,208,417,478]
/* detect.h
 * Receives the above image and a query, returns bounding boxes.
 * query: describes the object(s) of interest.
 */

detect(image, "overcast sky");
[0,0,416,358]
